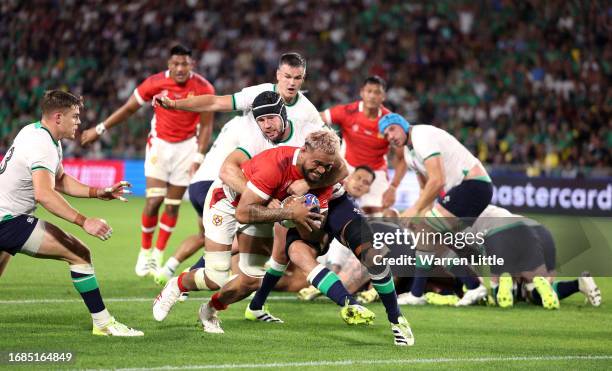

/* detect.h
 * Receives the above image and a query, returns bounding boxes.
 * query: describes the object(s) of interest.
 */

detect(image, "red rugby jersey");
[324,101,390,170]
[134,71,215,142]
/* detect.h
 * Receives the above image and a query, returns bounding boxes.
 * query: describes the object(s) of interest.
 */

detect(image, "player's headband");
[252,92,288,130]
[378,113,410,134]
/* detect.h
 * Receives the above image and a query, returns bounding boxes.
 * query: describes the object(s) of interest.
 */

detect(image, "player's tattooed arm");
[219,149,250,194]
[236,189,322,232]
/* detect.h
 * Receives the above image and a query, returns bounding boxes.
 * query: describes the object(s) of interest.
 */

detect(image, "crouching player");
[0,90,142,336]
[473,205,602,309]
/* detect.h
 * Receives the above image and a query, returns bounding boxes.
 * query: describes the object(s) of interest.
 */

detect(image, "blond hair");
[304,130,340,155]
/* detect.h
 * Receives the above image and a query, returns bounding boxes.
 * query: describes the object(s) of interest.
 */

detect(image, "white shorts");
[145,136,196,186]
[346,163,389,208]
[203,184,273,246]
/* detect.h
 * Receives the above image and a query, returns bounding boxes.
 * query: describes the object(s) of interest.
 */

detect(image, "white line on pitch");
[0,296,297,305]
[107,355,612,371]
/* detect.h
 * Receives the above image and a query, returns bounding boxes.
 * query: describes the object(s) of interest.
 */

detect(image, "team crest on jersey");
[187,91,195,98]
[212,214,223,226]
[27,217,34,224]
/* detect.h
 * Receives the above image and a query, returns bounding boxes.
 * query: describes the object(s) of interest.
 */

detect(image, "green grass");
[1,198,611,370]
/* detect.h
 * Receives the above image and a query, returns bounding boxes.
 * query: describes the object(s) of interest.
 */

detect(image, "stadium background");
[2,0,609,215]
[1,1,611,369]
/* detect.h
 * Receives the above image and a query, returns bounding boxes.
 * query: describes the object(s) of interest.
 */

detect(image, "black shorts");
[438,179,493,223]
[0,215,39,256]
[188,180,214,216]
[485,224,546,275]
[531,225,556,271]
[285,194,364,257]
[323,193,363,240]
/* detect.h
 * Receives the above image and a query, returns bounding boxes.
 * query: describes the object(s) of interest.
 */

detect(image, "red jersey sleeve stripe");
[133,89,146,106]
[323,109,332,124]
[246,181,271,201]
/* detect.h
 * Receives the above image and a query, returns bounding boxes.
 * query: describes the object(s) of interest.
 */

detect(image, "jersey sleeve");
[411,126,441,161]
[245,155,283,201]
[231,83,272,111]
[306,103,325,126]
[323,104,347,128]
[134,76,160,106]
[197,79,216,95]
[27,135,60,175]
[236,119,267,159]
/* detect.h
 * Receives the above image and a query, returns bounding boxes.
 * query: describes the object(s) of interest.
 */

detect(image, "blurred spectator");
[0,0,609,178]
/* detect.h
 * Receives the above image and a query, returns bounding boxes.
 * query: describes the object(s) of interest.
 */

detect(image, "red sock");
[155,212,178,251]
[210,292,228,311]
[141,212,158,250]
[177,272,189,292]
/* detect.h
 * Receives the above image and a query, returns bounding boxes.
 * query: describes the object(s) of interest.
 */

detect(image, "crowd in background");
[1,0,610,177]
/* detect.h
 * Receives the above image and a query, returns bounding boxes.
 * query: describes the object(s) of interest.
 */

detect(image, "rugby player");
[81,45,215,277]
[379,113,491,306]
[0,90,142,336]
[322,76,406,216]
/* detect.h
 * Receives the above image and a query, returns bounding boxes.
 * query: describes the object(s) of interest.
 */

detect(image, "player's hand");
[97,181,132,202]
[267,198,282,209]
[83,218,113,241]
[153,94,176,109]
[290,202,323,232]
[287,179,309,196]
[382,185,397,208]
[81,127,100,146]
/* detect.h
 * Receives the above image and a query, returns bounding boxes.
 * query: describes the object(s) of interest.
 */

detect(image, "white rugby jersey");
[468,205,538,238]
[403,124,486,192]
[191,116,245,183]
[236,115,326,160]
[231,83,323,127]
[0,122,63,220]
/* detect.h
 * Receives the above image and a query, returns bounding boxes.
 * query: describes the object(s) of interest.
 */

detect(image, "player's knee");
[163,199,182,215]
[358,245,390,279]
[343,218,373,254]
[194,251,232,290]
[237,253,268,279]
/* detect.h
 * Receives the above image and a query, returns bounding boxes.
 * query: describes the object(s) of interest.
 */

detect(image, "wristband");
[74,213,86,227]
[192,152,205,164]
[390,184,398,189]
[95,122,106,135]
[88,187,98,198]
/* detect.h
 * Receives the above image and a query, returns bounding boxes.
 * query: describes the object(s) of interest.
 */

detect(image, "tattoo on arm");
[245,205,293,223]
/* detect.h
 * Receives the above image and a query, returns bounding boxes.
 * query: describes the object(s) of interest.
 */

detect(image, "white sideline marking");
[0,296,296,305]
[110,355,612,370]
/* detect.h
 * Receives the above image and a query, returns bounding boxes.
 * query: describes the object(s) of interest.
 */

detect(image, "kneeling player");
[473,205,601,309]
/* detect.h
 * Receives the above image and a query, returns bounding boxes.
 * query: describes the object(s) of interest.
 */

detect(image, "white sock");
[140,247,151,254]
[164,257,180,275]
[92,308,112,328]
[166,256,180,271]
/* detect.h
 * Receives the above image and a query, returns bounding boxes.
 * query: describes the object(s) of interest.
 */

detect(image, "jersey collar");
[292,148,300,166]
[358,101,383,117]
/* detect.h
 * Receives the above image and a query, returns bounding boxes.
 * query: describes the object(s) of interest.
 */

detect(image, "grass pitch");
[1,198,611,370]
